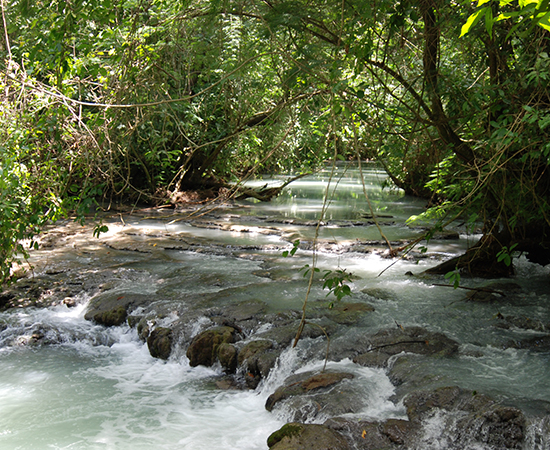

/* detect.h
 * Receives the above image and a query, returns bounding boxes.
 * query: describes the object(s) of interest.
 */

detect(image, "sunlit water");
[1,163,549,449]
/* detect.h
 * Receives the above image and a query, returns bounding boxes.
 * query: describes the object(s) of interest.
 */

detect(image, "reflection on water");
[0,162,549,449]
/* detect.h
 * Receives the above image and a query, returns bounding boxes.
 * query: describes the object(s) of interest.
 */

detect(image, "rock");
[147,327,173,360]
[353,326,459,368]
[494,314,549,332]
[404,386,526,449]
[361,287,398,301]
[136,317,151,341]
[266,371,355,412]
[62,297,77,307]
[466,282,521,303]
[84,292,151,323]
[267,422,350,450]
[237,339,279,387]
[265,371,360,422]
[257,318,337,348]
[404,386,466,423]
[92,305,127,326]
[506,334,550,352]
[186,326,237,367]
[217,343,238,373]
[314,302,375,325]
[324,418,397,449]
[380,418,417,445]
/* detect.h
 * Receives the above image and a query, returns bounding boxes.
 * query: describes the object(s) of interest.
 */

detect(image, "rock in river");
[186,326,238,367]
[267,422,350,450]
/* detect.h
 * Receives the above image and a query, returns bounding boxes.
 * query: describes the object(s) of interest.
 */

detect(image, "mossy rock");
[267,422,350,450]
[217,343,238,373]
[93,306,127,327]
[147,327,173,360]
[186,326,237,367]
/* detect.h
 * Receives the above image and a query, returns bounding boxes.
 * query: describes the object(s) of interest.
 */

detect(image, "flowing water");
[1,163,549,449]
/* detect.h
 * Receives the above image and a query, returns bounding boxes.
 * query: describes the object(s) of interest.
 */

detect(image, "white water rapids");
[1,163,549,449]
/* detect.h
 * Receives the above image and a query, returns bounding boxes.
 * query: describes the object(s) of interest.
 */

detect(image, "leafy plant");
[496,243,519,267]
[282,239,300,257]
[300,264,353,307]
[444,269,461,289]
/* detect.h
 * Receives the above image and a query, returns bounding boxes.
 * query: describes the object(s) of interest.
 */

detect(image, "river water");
[0,163,549,449]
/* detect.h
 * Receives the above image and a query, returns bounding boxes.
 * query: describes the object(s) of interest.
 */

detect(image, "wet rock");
[494,313,549,332]
[62,297,77,307]
[313,302,375,325]
[380,418,417,445]
[238,339,280,387]
[404,386,526,449]
[361,287,398,301]
[353,326,459,368]
[387,355,454,402]
[466,282,521,303]
[186,326,237,367]
[0,291,15,310]
[220,299,268,322]
[404,386,466,422]
[257,318,337,349]
[267,422,350,450]
[135,317,151,341]
[84,292,151,323]
[506,334,550,352]
[147,327,173,360]
[266,371,357,422]
[217,343,238,373]
[324,418,397,449]
[92,305,127,326]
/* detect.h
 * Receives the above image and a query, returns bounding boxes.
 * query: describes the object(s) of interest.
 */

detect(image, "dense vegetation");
[1,0,550,284]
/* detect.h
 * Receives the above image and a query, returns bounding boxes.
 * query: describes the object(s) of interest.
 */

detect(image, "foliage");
[300,264,353,306]
[2,0,550,285]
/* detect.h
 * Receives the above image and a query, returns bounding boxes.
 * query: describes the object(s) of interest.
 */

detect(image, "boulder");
[404,386,526,449]
[313,302,375,325]
[186,326,237,367]
[506,334,550,352]
[217,343,238,373]
[147,327,173,360]
[92,305,127,326]
[267,422,350,450]
[353,326,459,368]
[84,292,151,323]
[266,371,360,422]
[324,418,397,450]
[266,371,354,412]
[238,339,279,388]
[494,314,549,332]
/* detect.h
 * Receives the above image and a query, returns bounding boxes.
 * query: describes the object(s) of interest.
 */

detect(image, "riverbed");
[1,163,549,449]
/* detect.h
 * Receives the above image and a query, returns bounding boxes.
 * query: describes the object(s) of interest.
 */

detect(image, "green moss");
[267,423,304,448]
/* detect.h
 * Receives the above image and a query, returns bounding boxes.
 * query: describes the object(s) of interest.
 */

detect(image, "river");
[0,163,549,449]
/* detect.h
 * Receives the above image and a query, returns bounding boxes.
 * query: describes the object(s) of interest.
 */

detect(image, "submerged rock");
[494,313,550,332]
[267,422,350,450]
[312,301,375,325]
[353,326,459,368]
[505,334,550,352]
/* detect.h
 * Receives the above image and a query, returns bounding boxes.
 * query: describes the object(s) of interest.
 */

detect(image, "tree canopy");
[1,0,550,284]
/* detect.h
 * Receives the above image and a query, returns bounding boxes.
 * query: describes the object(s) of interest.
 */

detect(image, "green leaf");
[461,8,487,37]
